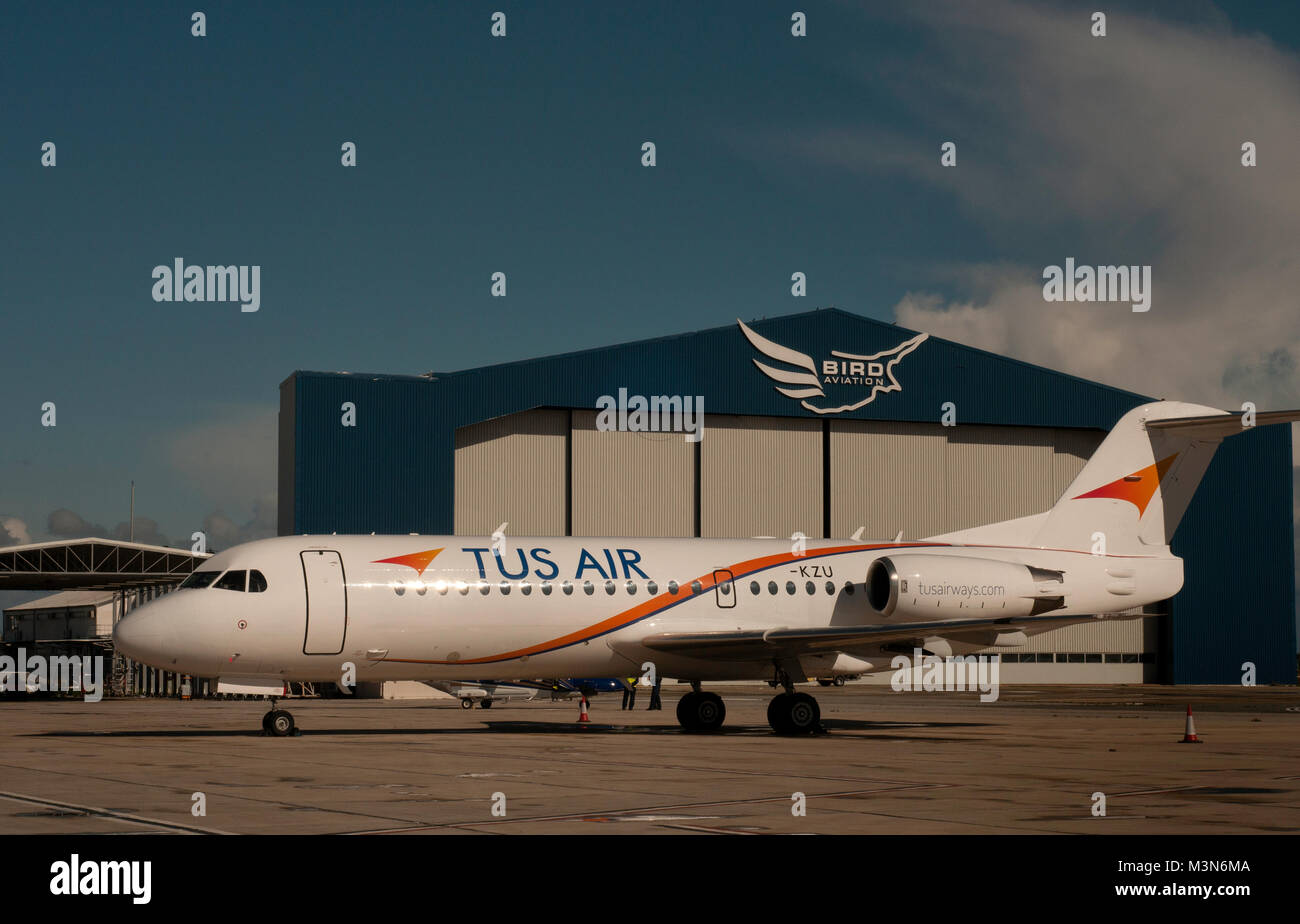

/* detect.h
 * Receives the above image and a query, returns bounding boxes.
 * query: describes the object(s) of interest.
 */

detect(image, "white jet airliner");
[114,401,1297,736]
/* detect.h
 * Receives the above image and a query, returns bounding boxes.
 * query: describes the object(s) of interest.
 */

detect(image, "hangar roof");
[0,538,211,591]
[3,589,115,613]
[284,307,1151,431]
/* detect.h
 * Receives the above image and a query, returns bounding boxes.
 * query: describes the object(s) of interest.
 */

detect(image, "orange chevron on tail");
[1071,454,1178,516]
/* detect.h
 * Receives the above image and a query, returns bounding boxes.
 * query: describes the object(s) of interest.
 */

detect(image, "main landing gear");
[261,696,298,737]
[676,681,727,732]
[767,669,825,736]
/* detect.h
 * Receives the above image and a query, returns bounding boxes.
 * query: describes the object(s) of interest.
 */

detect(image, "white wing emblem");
[737,319,928,415]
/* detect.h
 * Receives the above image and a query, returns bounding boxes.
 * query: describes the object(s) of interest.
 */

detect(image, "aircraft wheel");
[268,710,296,737]
[676,691,699,730]
[833,677,846,687]
[460,698,473,709]
[767,693,790,731]
[769,692,820,735]
[786,692,821,734]
[678,691,725,732]
[480,700,493,709]
[817,679,833,687]
[261,710,274,732]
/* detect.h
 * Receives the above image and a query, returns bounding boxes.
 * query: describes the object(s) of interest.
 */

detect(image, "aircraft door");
[712,569,736,609]
[302,550,348,654]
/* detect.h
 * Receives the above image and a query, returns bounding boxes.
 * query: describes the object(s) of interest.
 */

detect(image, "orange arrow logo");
[372,547,444,576]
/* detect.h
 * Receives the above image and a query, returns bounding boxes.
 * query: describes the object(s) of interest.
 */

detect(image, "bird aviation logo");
[737,319,928,415]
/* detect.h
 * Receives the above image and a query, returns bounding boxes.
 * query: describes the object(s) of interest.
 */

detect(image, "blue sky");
[2,1,1298,624]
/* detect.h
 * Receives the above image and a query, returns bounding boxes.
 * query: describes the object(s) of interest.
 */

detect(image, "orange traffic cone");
[1180,704,1201,743]
[577,694,591,724]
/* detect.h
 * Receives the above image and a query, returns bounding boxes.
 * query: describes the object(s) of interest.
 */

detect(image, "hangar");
[0,538,209,696]
[278,308,1296,685]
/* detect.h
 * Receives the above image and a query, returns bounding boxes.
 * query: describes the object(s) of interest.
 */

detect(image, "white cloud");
[766,1,1300,409]
[0,516,31,547]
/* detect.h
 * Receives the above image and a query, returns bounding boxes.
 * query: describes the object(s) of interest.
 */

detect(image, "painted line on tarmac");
[1108,785,1201,797]
[0,790,233,835]
[347,783,945,834]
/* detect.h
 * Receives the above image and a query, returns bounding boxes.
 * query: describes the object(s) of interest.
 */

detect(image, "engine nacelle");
[865,554,1064,620]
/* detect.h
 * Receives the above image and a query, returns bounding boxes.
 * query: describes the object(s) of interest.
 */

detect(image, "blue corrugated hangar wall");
[279,308,1296,684]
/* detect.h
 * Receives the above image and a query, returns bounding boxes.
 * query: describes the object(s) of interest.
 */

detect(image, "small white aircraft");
[114,401,1297,736]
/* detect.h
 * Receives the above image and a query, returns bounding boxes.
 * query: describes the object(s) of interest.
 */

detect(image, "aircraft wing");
[633,612,1097,662]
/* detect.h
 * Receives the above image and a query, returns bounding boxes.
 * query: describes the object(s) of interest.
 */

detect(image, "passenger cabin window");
[181,570,221,589]
[668,581,679,595]
[214,570,247,592]
[647,580,658,595]
[690,580,702,594]
[249,570,268,593]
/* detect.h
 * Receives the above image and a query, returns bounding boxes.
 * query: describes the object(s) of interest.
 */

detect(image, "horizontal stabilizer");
[1145,409,1300,439]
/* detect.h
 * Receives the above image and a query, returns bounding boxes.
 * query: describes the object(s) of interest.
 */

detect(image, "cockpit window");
[248,570,268,593]
[180,570,221,589]
[214,570,248,592]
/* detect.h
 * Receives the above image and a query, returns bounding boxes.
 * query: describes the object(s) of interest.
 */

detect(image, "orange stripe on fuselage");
[380,541,942,666]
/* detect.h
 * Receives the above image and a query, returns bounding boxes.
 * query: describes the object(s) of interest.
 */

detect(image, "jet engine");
[865,554,1064,620]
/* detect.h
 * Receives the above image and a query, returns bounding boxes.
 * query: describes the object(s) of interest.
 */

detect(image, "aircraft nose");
[112,600,175,667]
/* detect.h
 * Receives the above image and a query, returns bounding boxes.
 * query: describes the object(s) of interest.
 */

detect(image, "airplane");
[113,401,1298,737]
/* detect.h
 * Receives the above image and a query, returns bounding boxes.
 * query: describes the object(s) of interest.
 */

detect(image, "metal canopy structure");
[0,538,211,591]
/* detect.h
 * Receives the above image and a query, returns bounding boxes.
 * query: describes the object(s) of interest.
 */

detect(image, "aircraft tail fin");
[933,402,1299,554]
